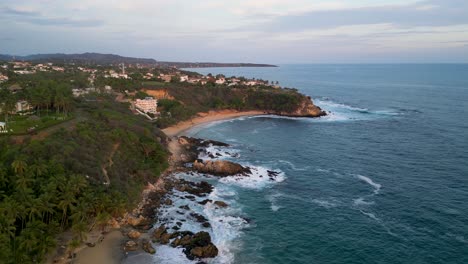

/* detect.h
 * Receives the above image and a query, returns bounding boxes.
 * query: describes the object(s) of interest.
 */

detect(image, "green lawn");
[1,112,73,135]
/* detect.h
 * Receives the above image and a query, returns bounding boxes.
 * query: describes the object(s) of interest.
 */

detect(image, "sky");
[1,0,468,63]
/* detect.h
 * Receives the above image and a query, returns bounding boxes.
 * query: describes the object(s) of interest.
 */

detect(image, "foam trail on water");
[266,192,283,212]
[355,174,381,194]
[278,160,309,171]
[313,98,400,122]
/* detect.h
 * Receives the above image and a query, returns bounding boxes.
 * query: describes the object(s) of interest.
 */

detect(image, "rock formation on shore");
[193,159,251,176]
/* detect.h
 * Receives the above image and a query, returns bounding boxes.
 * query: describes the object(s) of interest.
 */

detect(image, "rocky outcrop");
[175,179,213,197]
[142,239,156,254]
[124,240,138,252]
[127,230,141,239]
[269,96,326,117]
[193,159,250,176]
[151,225,219,260]
[214,201,228,208]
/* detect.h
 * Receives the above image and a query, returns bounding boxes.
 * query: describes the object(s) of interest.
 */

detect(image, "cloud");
[0,6,104,27]
[237,0,468,33]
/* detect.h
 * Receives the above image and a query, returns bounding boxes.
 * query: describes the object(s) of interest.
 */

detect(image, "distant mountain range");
[0,53,277,68]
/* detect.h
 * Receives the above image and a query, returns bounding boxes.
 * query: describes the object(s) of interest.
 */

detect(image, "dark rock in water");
[160,233,171,244]
[179,205,190,210]
[209,154,216,159]
[176,180,213,197]
[190,212,208,223]
[193,160,251,176]
[141,239,156,254]
[173,226,180,230]
[176,222,183,226]
[176,211,185,215]
[164,199,173,206]
[124,240,138,251]
[151,225,167,241]
[183,231,218,259]
[185,195,196,200]
[267,170,280,177]
[169,231,219,260]
[216,152,222,156]
[214,201,228,208]
[198,199,213,205]
[190,244,219,259]
[202,222,211,228]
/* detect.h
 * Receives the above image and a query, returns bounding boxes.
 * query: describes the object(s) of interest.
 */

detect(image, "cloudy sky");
[1,0,468,63]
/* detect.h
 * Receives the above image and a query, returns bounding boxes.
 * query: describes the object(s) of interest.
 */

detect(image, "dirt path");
[101,142,120,185]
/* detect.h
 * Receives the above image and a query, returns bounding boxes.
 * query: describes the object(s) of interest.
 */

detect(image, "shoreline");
[162,110,266,137]
[72,110,265,264]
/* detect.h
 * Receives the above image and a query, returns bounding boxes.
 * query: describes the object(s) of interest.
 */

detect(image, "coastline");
[162,110,266,137]
[72,110,265,264]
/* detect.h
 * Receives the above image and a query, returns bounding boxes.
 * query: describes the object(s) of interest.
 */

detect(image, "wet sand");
[162,110,265,137]
[74,231,124,264]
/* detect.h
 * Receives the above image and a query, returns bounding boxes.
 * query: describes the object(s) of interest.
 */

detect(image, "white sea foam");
[219,166,285,189]
[278,160,309,171]
[315,99,369,112]
[359,210,380,221]
[266,192,283,212]
[353,197,375,206]
[199,144,240,161]
[356,174,381,194]
[312,199,338,209]
[313,98,400,122]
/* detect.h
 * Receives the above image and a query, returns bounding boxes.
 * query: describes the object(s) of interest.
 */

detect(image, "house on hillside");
[16,100,32,114]
[0,74,8,83]
[0,122,6,133]
[159,74,173,82]
[215,78,226,85]
[180,75,189,82]
[135,97,158,115]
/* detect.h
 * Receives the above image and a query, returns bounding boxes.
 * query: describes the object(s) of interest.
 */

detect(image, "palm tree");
[72,221,88,242]
[1,92,16,126]
[12,159,28,175]
[57,185,76,229]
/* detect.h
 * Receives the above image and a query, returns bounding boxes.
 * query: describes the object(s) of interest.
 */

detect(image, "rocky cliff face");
[270,96,326,118]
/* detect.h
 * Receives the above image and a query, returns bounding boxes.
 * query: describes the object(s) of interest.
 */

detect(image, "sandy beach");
[162,109,266,137]
[74,230,124,264]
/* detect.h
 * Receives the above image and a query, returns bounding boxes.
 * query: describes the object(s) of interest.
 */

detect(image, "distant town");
[0,58,284,134]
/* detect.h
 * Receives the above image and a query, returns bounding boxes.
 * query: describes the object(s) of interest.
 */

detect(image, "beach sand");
[162,109,266,137]
[74,230,124,264]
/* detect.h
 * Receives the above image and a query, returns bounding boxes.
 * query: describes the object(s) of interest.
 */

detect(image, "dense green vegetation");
[154,84,304,128]
[0,98,168,263]
[0,78,76,134]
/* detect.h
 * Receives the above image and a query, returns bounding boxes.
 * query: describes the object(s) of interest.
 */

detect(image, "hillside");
[142,84,326,128]
[0,53,277,68]
[0,97,169,263]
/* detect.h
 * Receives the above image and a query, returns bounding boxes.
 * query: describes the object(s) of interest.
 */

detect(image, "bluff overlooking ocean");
[126,64,468,263]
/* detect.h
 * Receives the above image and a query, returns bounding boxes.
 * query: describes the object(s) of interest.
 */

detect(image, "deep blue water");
[144,65,468,264]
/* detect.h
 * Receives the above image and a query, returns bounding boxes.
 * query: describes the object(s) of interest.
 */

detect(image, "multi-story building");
[135,97,158,114]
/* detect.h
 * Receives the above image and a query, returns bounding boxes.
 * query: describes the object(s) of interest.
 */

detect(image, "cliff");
[270,96,326,118]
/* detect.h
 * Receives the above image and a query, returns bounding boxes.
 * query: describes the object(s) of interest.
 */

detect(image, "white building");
[0,74,8,83]
[180,75,189,82]
[16,100,32,113]
[135,97,158,114]
[0,122,6,133]
[215,78,226,85]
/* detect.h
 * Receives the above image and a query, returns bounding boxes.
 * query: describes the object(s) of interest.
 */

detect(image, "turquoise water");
[149,65,468,264]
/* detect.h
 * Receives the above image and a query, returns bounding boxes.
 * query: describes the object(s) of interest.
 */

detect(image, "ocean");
[136,64,468,263]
